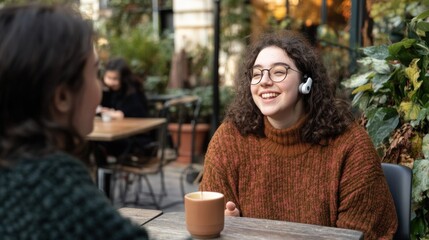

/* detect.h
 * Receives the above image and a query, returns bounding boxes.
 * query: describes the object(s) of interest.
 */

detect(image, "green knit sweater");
[0,152,148,239]
[200,117,397,239]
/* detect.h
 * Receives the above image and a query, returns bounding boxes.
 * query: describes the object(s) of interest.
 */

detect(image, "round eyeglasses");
[250,64,301,85]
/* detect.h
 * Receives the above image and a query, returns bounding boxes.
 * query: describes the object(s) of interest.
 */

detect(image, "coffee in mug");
[184,191,224,239]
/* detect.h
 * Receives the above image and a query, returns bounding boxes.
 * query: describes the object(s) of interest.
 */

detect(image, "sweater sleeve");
[40,156,149,240]
[336,126,397,239]
[199,123,240,209]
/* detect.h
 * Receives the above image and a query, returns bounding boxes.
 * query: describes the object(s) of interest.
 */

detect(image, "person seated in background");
[99,57,149,120]
[199,30,398,239]
[0,4,149,239]
[97,57,156,160]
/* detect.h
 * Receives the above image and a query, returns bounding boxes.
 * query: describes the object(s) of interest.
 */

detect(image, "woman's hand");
[225,201,240,217]
[100,108,124,120]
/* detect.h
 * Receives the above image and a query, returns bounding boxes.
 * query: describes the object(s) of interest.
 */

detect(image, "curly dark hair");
[0,4,93,163]
[225,30,354,144]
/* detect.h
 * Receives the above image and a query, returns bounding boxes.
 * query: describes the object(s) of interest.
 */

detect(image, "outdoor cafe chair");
[100,95,204,209]
[96,121,168,209]
[160,95,204,207]
[381,163,412,240]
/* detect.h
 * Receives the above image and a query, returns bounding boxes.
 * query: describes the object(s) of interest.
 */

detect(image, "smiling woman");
[199,30,398,239]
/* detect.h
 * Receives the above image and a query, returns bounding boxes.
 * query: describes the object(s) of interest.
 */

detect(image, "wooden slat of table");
[87,118,166,141]
[144,212,364,240]
[118,208,163,226]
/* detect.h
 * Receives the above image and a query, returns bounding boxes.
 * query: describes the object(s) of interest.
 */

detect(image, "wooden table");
[143,212,364,240]
[87,117,166,142]
[87,117,166,194]
[118,207,163,226]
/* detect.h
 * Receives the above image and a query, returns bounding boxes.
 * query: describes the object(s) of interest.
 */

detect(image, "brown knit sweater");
[200,117,397,239]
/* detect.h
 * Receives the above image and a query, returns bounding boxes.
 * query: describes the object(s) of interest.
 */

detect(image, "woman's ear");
[53,85,73,114]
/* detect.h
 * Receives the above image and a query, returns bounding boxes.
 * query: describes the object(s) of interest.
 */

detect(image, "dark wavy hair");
[103,57,148,110]
[225,30,354,144]
[104,57,144,96]
[0,4,93,163]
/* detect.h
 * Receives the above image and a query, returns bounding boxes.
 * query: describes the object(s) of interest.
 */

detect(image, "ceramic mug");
[101,112,112,122]
[184,191,225,239]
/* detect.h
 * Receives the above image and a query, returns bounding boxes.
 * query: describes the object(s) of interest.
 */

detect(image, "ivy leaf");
[362,45,389,60]
[357,57,374,66]
[342,72,371,88]
[411,214,427,238]
[416,9,429,21]
[352,83,372,94]
[365,107,399,147]
[372,73,391,92]
[415,42,429,56]
[399,101,421,121]
[372,59,391,74]
[412,159,429,203]
[388,40,419,66]
[405,58,423,91]
[423,134,429,159]
[416,18,429,41]
[411,107,429,127]
[351,91,371,111]
[389,38,416,55]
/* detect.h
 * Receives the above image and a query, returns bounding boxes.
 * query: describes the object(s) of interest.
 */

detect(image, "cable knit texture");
[200,117,398,239]
[0,152,148,239]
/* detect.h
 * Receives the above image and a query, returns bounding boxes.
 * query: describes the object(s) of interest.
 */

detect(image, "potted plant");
[163,94,210,164]
[163,85,235,164]
[342,10,429,239]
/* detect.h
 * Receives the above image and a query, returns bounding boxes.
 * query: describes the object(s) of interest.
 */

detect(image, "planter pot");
[168,123,211,164]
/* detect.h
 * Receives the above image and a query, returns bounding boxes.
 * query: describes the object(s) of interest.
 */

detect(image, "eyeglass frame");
[249,63,302,85]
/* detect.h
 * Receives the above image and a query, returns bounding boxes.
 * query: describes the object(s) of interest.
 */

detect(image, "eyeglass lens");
[251,65,288,85]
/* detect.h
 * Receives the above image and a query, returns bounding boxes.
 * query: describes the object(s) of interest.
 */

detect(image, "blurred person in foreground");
[199,30,397,239]
[0,4,149,239]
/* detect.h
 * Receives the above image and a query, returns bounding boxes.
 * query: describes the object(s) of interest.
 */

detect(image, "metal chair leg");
[142,175,161,209]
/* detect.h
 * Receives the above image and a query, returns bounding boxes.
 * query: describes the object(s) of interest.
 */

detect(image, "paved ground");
[110,161,200,213]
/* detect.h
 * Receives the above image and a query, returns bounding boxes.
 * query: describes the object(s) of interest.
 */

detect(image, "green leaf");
[357,57,373,66]
[362,45,389,60]
[412,159,429,203]
[365,107,399,147]
[342,72,371,88]
[354,92,370,110]
[389,38,416,55]
[411,214,427,237]
[423,134,429,159]
[417,22,429,32]
[372,59,391,74]
[399,101,421,121]
[415,42,429,56]
[416,9,429,20]
[352,83,372,94]
[411,107,429,127]
[405,59,423,91]
[372,74,391,92]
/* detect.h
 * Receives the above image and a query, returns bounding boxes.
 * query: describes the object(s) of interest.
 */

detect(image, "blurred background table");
[87,117,166,142]
[87,117,166,197]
